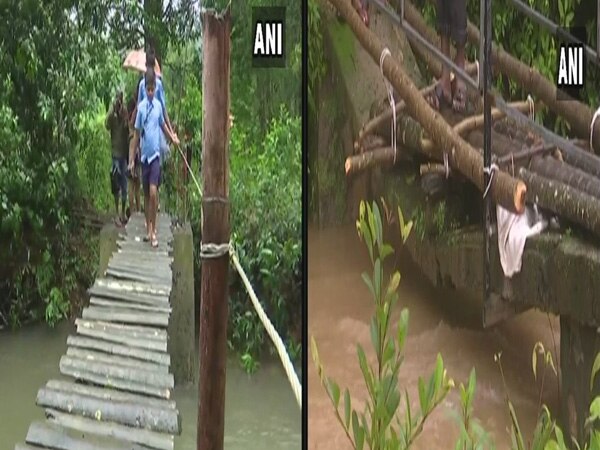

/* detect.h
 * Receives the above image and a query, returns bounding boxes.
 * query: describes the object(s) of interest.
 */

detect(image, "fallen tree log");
[520,168,600,236]
[403,0,600,153]
[330,0,526,213]
[345,146,411,175]
[421,101,531,153]
[529,156,600,200]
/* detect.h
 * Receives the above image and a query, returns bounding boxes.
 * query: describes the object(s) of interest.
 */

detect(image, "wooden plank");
[66,336,170,366]
[26,420,150,450]
[82,306,170,328]
[94,278,171,296]
[76,319,167,341]
[75,326,167,352]
[60,355,174,389]
[45,380,176,409]
[45,409,174,450]
[66,347,170,374]
[88,287,170,307]
[90,297,171,314]
[105,268,170,285]
[59,364,171,399]
[36,388,180,433]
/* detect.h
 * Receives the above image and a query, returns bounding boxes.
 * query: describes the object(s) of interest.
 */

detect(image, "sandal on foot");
[143,235,150,242]
[426,83,452,111]
[151,237,159,248]
[452,79,467,114]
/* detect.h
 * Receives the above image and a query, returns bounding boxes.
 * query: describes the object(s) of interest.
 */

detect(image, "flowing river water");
[308,225,561,449]
[0,321,301,448]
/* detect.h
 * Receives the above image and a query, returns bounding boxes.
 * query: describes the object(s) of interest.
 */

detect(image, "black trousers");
[436,0,467,46]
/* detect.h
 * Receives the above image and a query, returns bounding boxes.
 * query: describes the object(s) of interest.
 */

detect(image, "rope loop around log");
[202,196,229,204]
[483,163,499,199]
[200,242,231,259]
[379,47,398,164]
[590,106,600,153]
[443,152,449,178]
[527,94,535,120]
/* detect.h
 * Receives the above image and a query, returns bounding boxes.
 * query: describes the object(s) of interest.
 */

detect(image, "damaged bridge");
[320,0,600,443]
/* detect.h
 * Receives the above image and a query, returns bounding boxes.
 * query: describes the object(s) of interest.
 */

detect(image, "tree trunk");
[330,0,526,213]
[345,146,410,175]
[529,156,600,200]
[520,168,600,236]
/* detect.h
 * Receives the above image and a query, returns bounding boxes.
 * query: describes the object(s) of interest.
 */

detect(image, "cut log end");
[514,181,527,214]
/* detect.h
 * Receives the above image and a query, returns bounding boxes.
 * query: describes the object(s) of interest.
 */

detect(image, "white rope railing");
[174,144,302,409]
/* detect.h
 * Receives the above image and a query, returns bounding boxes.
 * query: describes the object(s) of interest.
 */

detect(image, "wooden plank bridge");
[15,213,181,450]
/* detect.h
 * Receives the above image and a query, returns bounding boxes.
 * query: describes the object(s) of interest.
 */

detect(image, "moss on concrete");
[98,224,119,276]
[169,222,197,385]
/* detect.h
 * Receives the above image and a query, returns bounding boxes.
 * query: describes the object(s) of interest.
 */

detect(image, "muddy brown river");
[0,321,301,448]
[308,225,561,449]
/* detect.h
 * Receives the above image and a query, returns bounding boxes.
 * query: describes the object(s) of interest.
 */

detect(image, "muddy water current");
[308,225,561,449]
[0,321,301,448]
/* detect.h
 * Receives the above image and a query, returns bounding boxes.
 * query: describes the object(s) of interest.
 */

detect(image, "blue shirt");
[138,77,167,113]
[135,97,165,164]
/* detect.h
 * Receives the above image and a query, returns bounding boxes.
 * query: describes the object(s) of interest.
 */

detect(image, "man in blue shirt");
[137,50,176,154]
[130,68,180,248]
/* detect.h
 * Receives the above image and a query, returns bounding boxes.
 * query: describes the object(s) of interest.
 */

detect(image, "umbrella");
[123,49,162,77]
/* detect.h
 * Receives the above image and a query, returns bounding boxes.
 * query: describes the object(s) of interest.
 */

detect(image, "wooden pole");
[198,9,231,450]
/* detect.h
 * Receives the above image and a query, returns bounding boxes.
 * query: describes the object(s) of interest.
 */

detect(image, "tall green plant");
[312,200,455,449]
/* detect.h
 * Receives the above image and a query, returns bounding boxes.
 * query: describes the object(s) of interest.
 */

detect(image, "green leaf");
[370,316,380,359]
[374,259,382,303]
[357,344,374,398]
[327,378,340,409]
[397,309,409,351]
[373,201,383,247]
[467,368,476,404]
[418,377,428,414]
[387,271,401,295]
[352,411,365,450]
[380,243,394,261]
[344,388,351,429]
[435,354,444,394]
[361,272,376,301]
[589,397,600,421]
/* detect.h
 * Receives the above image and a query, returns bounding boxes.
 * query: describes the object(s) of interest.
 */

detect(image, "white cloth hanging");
[496,204,547,278]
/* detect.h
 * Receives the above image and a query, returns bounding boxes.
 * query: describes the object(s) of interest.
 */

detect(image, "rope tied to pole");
[483,163,499,199]
[590,106,600,153]
[379,48,398,164]
[230,247,302,408]
[200,242,231,259]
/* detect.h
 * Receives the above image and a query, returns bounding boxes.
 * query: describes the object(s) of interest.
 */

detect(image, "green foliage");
[228,107,302,368]
[309,0,327,116]
[0,0,198,328]
[312,200,455,449]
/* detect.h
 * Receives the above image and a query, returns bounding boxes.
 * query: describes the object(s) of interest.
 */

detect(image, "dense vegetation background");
[0,0,301,373]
